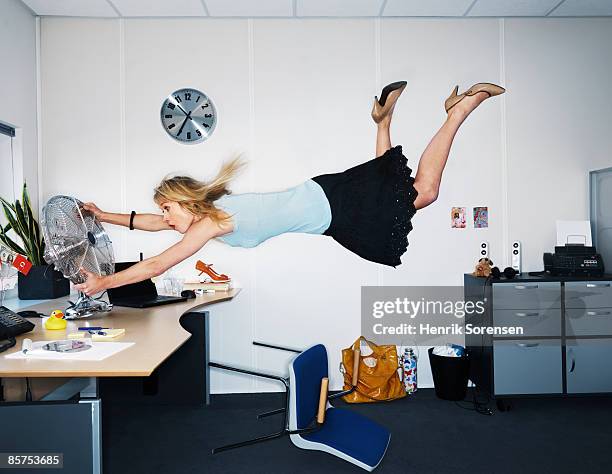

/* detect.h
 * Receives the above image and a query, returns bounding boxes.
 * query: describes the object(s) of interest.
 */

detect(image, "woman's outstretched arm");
[75,219,219,295]
[82,202,173,231]
[103,211,172,231]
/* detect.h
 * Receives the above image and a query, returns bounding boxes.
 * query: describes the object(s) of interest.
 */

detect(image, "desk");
[0,289,240,474]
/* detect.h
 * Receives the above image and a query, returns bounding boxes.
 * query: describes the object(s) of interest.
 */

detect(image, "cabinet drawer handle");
[516,342,539,348]
[586,311,612,316]
[568,349,576,373]
[514,285,538,290]
[586,283,611,288]
[515,312,540,317]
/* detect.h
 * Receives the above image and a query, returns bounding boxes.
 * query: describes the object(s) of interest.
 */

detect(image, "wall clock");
[160,88,217,144]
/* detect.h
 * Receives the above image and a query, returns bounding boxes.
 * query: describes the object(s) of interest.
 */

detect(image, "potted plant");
[0,183,69,299]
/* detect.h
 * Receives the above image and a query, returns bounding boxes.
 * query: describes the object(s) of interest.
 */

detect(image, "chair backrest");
[288,344,328,430]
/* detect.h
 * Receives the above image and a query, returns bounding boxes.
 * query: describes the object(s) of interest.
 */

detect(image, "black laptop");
[107,262,188,308]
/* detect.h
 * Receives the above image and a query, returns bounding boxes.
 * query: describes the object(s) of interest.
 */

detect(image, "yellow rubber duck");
[45,309,67,330]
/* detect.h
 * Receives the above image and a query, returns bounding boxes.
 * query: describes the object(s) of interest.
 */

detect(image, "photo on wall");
[451,207,466,228]
[473,206,488,228]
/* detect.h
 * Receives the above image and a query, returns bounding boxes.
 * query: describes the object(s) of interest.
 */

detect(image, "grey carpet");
[103,388,612,474]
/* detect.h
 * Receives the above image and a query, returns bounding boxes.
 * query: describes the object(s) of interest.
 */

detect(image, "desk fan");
[41,195,115,319]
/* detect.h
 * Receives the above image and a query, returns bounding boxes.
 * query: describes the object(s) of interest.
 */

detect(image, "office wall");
[504,19,612,264]
[0,0,38,211]
[39,17,612,392]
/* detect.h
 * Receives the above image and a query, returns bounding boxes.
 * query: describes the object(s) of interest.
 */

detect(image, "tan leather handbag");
[340,336,406,403]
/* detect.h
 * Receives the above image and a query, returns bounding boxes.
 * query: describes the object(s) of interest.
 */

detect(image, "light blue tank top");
[214,179,332,248]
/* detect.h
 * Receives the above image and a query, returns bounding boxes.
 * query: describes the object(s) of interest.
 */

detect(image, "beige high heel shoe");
[444,83,506,113]
[371,81,407,124]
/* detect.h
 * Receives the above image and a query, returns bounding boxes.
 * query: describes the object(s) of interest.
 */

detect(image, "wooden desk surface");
[0,289,240,378]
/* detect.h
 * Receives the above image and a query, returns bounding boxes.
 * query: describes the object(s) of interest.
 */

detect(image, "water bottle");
[402,347,418,394]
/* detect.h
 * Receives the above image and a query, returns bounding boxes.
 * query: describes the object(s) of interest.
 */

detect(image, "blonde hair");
[153,155,246,225]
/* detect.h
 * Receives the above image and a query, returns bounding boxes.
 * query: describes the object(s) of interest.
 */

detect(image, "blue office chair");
[209,342,391,471]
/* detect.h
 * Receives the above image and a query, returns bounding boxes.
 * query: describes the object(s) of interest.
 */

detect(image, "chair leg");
[328,387,355,400]
[257,407,286,419]
[252,341,302,353]
[209,361,292,454]
[212,429,287,454]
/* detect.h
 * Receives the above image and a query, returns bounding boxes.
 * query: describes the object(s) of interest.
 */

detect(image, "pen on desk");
[78,327,110,331]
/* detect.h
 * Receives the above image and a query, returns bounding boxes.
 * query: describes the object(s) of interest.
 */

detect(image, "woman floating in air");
[76,81,505,295]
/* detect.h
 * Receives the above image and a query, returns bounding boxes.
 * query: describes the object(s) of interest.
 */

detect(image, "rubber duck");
[45,309,67,330]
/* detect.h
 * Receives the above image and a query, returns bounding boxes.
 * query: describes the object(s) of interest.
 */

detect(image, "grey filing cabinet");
[464,274,612,406]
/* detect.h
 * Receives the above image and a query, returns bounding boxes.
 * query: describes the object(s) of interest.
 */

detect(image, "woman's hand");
[82,202,105,221]
[74,268,109,296]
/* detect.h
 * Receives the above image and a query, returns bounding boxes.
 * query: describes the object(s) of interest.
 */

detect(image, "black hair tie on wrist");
[129,211,136,230]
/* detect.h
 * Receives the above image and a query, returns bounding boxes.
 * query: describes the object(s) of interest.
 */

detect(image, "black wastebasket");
[428,347,470,401]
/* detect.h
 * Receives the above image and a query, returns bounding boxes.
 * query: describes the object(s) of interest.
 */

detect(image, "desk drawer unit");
[492,282,561,310]
[565,281,612,309]
[566,339,612,393]
[493,340,562,395]
[493,308,561,337]
[566,308,612,336]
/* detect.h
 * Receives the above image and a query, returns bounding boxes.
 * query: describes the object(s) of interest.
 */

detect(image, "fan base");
[65,293,113,320]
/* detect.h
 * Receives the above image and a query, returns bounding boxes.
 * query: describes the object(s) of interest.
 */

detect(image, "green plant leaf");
[1,202,31,261]
[25,205,39,259]
[0,196,16,213]
[31,224,42,264]
[21,182,28,204]
[23,183,44,263]
[2,202,20,236]
[22,183,30,232]
[14,200,35,261]
[1,183,46,265]
[15,200,30,235]
[0,234,27,256]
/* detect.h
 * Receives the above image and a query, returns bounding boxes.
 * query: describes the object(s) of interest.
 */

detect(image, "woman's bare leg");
[376,115,392,157]
[413,92,490,210]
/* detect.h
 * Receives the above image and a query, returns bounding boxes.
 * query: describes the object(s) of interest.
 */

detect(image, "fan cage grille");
[41,195,115,284]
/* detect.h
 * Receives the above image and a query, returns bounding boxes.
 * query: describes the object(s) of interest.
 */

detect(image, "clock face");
[160,88,217,143]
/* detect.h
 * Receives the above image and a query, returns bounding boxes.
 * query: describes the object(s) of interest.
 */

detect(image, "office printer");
[544,244,605,276]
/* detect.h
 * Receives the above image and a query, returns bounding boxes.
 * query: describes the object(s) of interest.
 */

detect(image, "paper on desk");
[4,340,134,361]
[556,220,592,246]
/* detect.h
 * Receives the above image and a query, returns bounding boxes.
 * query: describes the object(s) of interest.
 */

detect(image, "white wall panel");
[40,19,124,256]
[504,18,612,271]
[0,0,38,210]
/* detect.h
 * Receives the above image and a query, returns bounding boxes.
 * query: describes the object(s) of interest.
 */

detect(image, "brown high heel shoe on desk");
[371,80,407,124]
[444,82,506,113]
[195,260,231,283]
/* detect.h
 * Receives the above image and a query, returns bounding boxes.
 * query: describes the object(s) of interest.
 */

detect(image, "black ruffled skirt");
[311,145,418,268]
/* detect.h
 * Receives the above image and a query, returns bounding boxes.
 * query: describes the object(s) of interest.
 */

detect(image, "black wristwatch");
[129,211,136,230]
